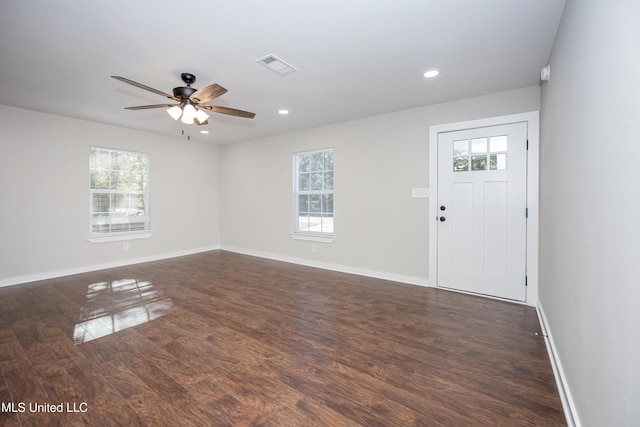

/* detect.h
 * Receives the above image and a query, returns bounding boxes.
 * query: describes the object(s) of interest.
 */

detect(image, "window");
[293,149,334,237]
[89,147,150,241]
[453,135,508,172]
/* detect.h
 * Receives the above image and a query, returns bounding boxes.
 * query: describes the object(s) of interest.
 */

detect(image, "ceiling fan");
[111,73,255,125]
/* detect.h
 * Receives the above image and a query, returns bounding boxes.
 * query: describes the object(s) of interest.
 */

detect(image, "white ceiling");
[0,0,565,144]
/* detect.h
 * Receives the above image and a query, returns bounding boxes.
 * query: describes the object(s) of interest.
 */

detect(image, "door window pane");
[490,135,508,152]
[471,138,487,153]
[490,154,508,170]
[471,155,488,171]
[453,140,469,172]
[453,140,469,157]
[454,157,469,172]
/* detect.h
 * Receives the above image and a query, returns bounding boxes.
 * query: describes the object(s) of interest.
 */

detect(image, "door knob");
[439,216,446,222]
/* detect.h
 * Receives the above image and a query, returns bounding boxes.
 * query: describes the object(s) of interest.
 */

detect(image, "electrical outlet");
[311,244,317,254]
[123,242,129,251]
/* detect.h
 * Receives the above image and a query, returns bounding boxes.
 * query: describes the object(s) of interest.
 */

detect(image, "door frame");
[429,111,539,307]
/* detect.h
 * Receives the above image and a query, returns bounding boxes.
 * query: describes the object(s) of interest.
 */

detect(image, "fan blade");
[201,105,256,119]
[189,83,227,104]
[194,118,209,126]
[124,104,177,110]
[111,76,179,101]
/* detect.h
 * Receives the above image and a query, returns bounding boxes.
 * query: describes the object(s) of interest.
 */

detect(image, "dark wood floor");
[0,250,565,426]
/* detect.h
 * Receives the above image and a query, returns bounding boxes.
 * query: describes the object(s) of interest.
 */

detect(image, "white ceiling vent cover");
[256,54,298,76]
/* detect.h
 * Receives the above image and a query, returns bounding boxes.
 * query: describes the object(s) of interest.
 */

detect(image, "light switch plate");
[411,188,429,198]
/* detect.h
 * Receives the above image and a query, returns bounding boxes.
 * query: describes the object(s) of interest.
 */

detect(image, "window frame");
[87,146,152,243]
[291,148,334,242]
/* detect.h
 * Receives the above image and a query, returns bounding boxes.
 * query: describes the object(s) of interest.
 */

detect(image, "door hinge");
[526,139,529,150]
[525,276,528,286]
[526,208,529,218]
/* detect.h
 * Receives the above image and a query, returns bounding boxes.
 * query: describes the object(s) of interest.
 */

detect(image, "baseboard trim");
[536,302,581,427]
[0,245,221,288]
[220,245,431,288]
[1,245,430,290]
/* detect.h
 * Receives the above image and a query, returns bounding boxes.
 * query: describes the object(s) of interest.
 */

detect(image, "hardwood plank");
[64,357,147,427]
[30,363,104,427]
[3,363,60,426]
[94,357,184,426]
[0,366,21,427]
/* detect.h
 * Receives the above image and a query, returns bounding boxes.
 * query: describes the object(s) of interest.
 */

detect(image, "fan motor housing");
[173,86,197,99]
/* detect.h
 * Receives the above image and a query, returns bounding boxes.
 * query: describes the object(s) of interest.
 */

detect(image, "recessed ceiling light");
[278,109,289,115]
[200,130,209,134]
[423,69,440,78]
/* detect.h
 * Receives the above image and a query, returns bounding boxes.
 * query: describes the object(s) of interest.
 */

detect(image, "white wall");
[219,86,540,283]
[0,105,221,285]
[539,0,640,425]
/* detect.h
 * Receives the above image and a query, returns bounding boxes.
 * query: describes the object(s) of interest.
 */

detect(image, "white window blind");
[89,147,150,237]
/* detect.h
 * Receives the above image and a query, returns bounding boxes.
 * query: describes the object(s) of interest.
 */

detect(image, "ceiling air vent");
[256,54,298,76]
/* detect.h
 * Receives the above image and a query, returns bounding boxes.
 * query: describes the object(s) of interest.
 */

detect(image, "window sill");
[290,233,334,243]
[87,231,153,244]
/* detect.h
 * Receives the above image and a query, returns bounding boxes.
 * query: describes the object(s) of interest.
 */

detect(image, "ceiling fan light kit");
[167,105,182,120]
[194,108,209,124]
[179,103,197,124]
[166,100,210,124]
[111,72,255,127]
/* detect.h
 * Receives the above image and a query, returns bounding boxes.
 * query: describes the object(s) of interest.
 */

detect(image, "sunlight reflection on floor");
[73,278,173,344]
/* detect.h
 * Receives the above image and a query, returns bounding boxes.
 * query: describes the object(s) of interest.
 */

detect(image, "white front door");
[437,122,527,301]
